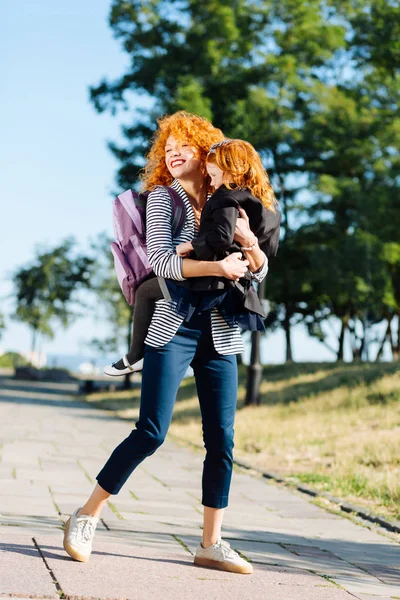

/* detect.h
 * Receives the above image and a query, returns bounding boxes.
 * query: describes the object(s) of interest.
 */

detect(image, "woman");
[63,111,271,575]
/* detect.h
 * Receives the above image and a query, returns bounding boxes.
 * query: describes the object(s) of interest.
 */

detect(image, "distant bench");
[74,373,140,395]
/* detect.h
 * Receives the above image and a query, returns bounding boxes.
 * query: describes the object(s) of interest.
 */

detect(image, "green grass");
[84,361,400,521]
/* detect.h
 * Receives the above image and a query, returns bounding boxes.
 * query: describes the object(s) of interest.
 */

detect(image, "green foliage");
[12,238,94,353]
[340,0,400,76]
[0,351,27,368]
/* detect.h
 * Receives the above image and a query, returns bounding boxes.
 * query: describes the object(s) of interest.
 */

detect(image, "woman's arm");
[182,252,249,280]
[146,188,186,280]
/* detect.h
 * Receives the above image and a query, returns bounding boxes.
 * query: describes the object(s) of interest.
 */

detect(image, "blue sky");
[1,1,381,364]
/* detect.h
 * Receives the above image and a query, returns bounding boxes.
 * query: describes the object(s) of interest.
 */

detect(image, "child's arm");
[191,199,239,261]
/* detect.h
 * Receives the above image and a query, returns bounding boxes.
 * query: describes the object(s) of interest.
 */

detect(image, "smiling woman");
[64,110,269,575]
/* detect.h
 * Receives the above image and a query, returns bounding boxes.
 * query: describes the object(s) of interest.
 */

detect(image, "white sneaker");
[63,508,99,562]
[103,356,144,377]
[194,538,253,574]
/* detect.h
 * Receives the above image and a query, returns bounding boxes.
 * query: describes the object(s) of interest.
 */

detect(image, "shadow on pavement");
[0,541,42,558]
[2,541,192,567]
[0,377,123,420]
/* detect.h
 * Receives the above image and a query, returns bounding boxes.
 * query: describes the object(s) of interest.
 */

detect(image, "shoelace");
[216,539,238,560]
[77,518,95,543]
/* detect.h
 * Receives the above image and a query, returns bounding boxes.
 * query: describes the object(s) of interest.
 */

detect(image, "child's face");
[165,135,201,179]
[206,161,225,189]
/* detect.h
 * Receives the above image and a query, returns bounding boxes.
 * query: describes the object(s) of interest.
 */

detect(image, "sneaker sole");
[194,555,253,574]
[63,517,91,563]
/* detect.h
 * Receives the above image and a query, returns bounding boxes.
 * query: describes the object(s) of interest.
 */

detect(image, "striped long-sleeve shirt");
[145,179,269,355]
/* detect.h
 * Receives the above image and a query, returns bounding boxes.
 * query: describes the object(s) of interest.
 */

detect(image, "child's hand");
[234,207,257,248]
[176,241,194,257]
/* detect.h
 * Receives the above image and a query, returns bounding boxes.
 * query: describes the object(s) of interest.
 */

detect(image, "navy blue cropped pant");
[96,311,238,508]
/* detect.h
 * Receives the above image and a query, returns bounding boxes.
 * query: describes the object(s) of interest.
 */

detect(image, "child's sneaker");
[194,538,253,574]
[103,356,144,377]
[63,508,99,562]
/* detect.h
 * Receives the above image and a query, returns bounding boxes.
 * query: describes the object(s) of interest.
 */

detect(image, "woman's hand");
[176,241,194,257]
[234,207,258,248]
[219,252,249,281]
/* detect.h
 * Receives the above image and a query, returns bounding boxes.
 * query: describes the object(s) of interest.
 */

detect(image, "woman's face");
[206,161,225,189]
[165,135,202,179]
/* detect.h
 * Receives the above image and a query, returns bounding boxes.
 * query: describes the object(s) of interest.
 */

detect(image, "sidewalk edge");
[168,434,400,536]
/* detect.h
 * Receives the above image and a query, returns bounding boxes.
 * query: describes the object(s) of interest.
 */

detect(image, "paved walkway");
[0,375,399,600]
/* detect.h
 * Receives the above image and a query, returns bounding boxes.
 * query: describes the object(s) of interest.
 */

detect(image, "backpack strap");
[141,185,187,237]
[159,186,187,237]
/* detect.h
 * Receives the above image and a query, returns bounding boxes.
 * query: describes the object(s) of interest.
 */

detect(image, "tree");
[12,238,93,355]
[89,0,399,364]
[90,0,348,361]
[299,0,400,360]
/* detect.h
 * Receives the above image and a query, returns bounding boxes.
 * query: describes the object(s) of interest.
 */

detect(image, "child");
[104,139,280,376]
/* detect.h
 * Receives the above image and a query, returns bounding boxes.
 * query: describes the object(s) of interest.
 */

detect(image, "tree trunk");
[126,314,133,351]
[245,278,266,405]
[393,312,400,360]
[123,373,132,390]
[31,328,37,357]
[284,305,293,362]
[275,165,293,364]
[359,318,367,361]
[337,315,348,361]
[375,318,392,362]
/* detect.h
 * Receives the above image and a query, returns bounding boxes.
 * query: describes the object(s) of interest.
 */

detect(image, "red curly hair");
[207,139,278,211]
[140,111,225,191]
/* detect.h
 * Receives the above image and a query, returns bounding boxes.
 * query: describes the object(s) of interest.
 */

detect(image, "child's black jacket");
[172,185,281,319]
[191,184,281,264]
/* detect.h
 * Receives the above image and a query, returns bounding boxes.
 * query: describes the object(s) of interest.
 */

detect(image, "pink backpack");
[111,186,186,305]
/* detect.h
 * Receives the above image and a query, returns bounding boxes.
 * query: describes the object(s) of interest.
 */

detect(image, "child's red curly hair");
[140,111,225,190]
[207,139,278,211]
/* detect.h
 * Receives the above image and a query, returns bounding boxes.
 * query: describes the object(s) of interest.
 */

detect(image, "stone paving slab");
[0,514,63,529]
[9,470,89,487]
[282,543,379,578]
[0,496,57,517]
[0,534,58,598]
[120,507,200,521]
[34,535,355,600]
[0,481,54,498]
[221,526,319,545]
[330,575,400,598]
[359,563,400,586]
[102,515,202,538]
[48,483,94,496]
